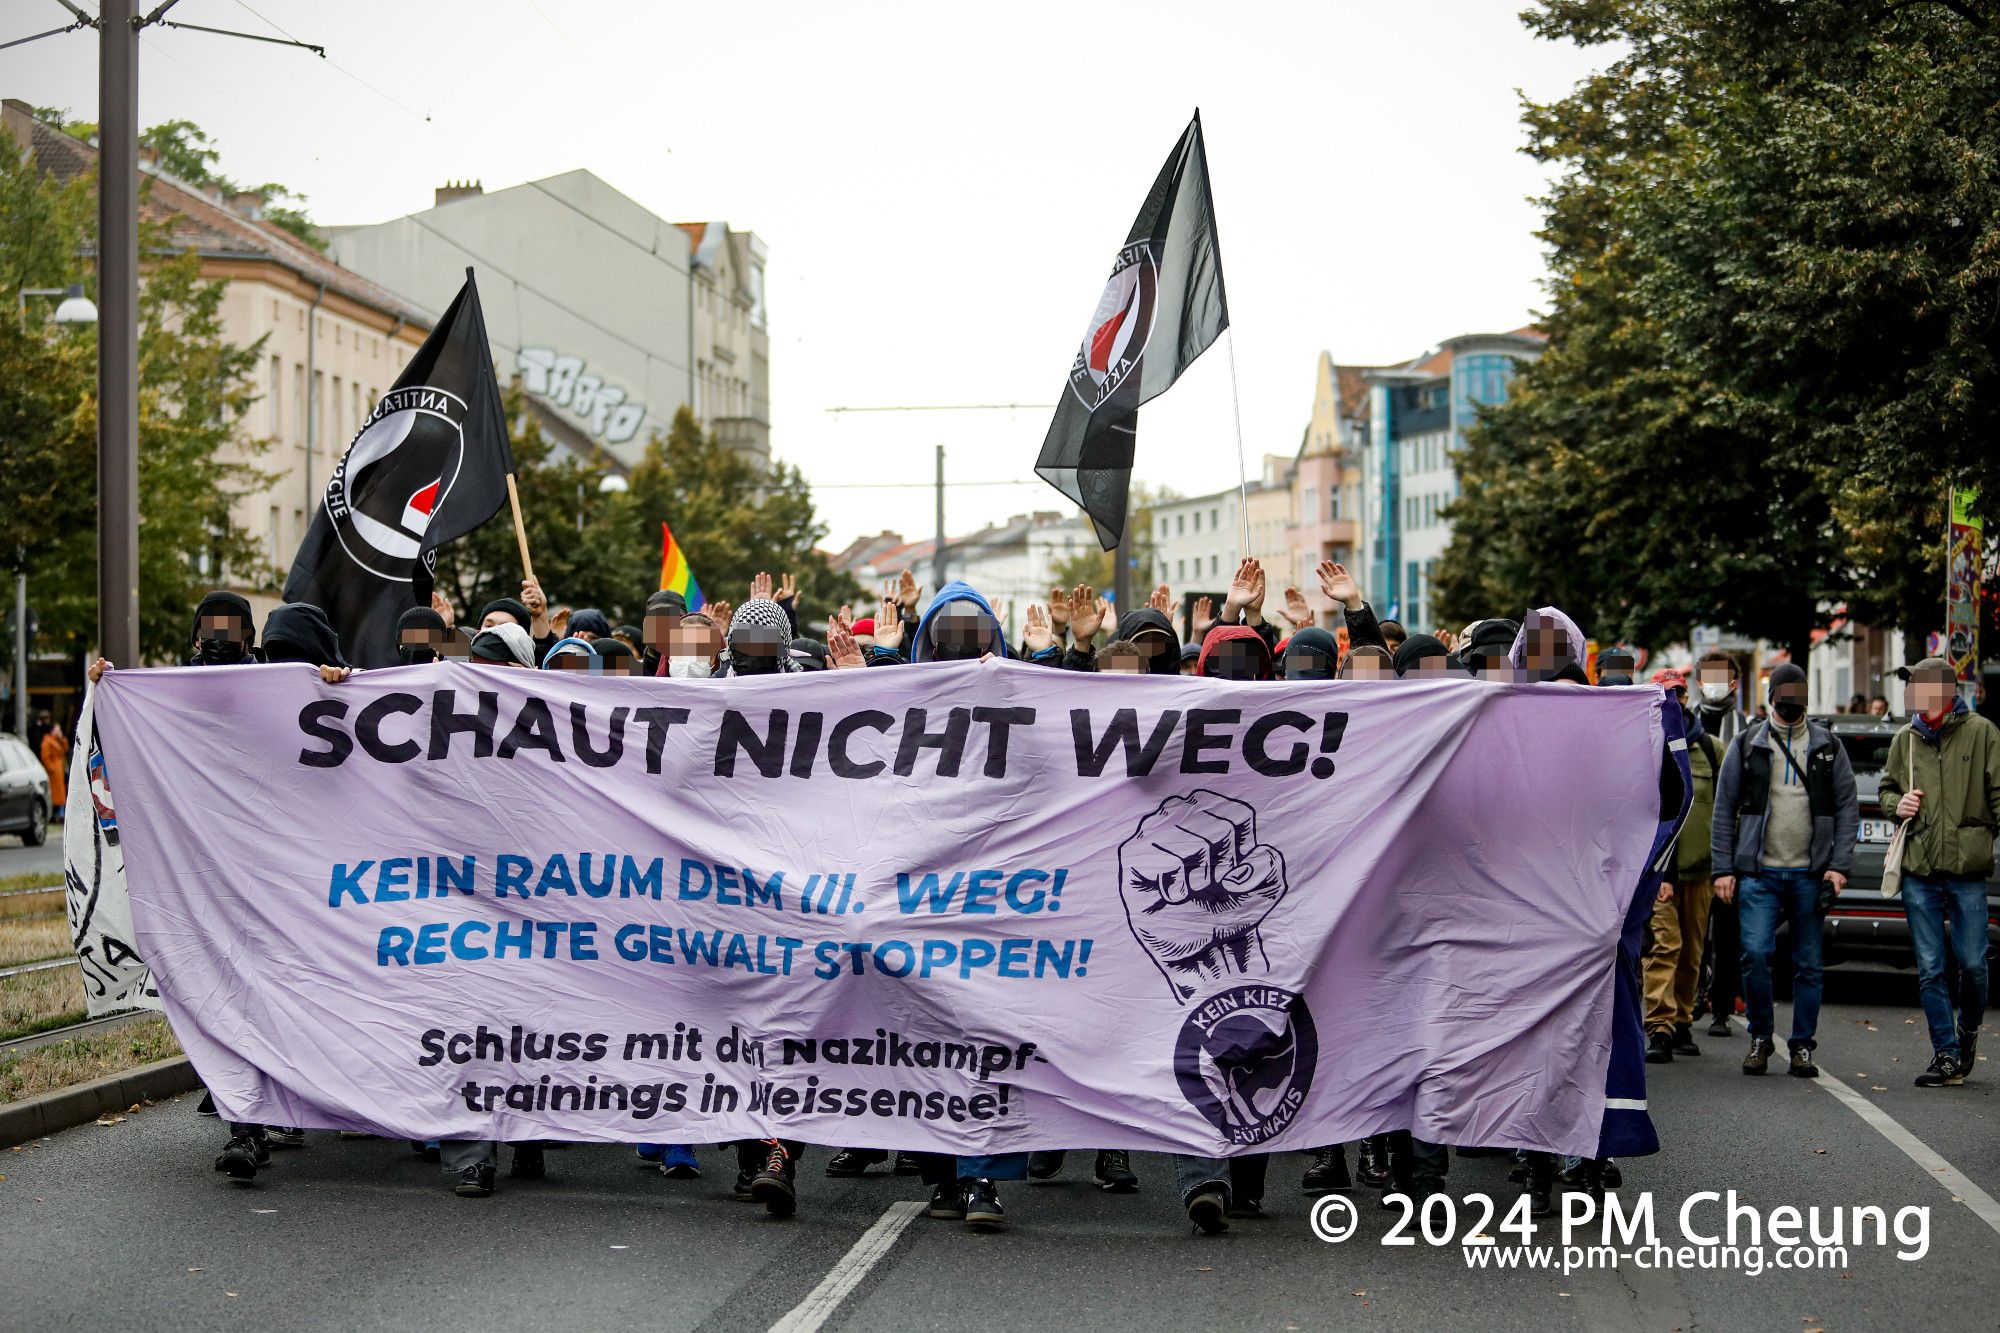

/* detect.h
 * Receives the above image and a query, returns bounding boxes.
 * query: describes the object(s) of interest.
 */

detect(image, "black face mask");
[732,653,783,677]
[195,634,249,666]
[930,639,985,663]
[398,645,440,665]
[1773,701,1806,724]
[1283,653,1335,681]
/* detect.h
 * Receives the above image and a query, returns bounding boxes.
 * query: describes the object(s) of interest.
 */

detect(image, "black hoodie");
[263,604,346,667]
[188,590,259,665]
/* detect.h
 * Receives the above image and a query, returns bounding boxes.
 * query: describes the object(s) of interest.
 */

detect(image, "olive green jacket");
[1878,708,2000,879]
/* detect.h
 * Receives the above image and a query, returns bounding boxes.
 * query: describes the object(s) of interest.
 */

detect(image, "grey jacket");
[1711,718,1859,877]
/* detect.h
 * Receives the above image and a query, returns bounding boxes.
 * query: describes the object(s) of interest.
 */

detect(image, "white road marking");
[768,1200,925,1333]
[1814,1075,2000,1236]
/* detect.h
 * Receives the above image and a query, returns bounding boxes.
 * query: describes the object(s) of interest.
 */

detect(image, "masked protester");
[1280,628,1339,681]
[1712,662,1858,1080]
[1458,618,1520,680]
[913,581,1010,663]
[263,605,347,671]
[790,639,830,672]
[1339,645,1394,680]
[1508,607,1588,684]
[469,623,537,669]
[479,596,533,633]
[659,614,722,679]
[1391,634,1452,677]
[726,600,798,677]
[188,591,260,665]
[541,637,598,670]
[181,597,310,1179]
[396,606,449,665]
[1197,624,1274,682]
[567,608,611,641]
[640,591,689,677]
[593,638,637,677]
[1104,607,1181,675]
[1877,657,2000,1088]
[1178,642,1202,675]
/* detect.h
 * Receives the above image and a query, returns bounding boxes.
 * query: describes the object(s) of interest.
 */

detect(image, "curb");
[0,1056,198,1149]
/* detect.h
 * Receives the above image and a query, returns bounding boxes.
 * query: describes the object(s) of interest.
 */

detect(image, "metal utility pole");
[933,445,947,592]
[12,573,26,742]
[1113,532,1131,616]
[99,0,140,668]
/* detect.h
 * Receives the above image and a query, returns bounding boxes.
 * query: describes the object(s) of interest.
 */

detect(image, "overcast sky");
[8,0,1608,553]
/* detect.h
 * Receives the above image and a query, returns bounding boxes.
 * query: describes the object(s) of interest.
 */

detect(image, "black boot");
[1525,1152,1556,1221]
[750,1142,798,1218]
[509,1142,546,1179]
[1093,1150,1138,1193]
[1356,1136,1391,1190]
[963,1177,1006,1230]
[1301,1145,1350,1195]
[1027,1150,1067,1180]
[214,1132,269,1181]
[824,1148,887,1177]
[1671,1023,1701,1056]
[1645,1030,1674,1063]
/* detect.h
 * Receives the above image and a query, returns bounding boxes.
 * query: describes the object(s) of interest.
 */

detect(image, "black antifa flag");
[283,270,514,668]
[1036,111,1228,550]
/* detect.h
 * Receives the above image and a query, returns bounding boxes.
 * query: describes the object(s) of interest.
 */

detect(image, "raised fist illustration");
[1119,791,1288,1002]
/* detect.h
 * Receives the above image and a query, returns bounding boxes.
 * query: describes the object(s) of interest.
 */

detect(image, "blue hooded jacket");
[911,581,1011,663]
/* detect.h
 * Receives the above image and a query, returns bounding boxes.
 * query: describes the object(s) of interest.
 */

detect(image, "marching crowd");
[81,554,2000,1237]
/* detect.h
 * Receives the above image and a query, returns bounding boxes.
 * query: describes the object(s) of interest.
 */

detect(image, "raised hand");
[1245,560,1268,621]
[1069,583,1106,642]
[1118,791,1289,1003]
[431,589,455,627]
[1283,585,1311,630]
[708,599,733,633]
[777,572,799,608]
[750,571,774,602]
[1317,559,1362,610]
[875,596,905,652]
[897,569,922,613]
[1048,587,1072,638]
[1024,603,1054,654]
[1149,583,1173,615]
[827,625,865,670]
[1191,595,1216,642]
[550,607,572,638]
[1223,558,1257,620]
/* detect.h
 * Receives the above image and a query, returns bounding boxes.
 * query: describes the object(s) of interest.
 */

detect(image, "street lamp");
[17,284,98,327]
[12,284,99,741]
[575,472,630,532]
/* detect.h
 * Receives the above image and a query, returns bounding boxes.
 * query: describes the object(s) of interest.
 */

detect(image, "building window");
[1177,558,1186,581]
[1177,515,1185,536]
[1329,488,1341,520]
[268,356,282,435]
[1191,511,1200,533]
[293,365,306,445]
[1210,554,1219,576]
[331,376,343,444]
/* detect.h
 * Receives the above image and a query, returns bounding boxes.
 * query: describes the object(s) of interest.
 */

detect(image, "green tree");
[42,111,326,251]
[1436,0,1996,661]
[1050,482,1176,594]
[0,131,272,664]
[433,401,861,632]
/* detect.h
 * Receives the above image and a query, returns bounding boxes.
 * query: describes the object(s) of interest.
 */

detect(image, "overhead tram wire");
[228,0,433,122]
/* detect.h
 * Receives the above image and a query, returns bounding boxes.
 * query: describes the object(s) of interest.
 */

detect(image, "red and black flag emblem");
[1036,111,1229,550]
[282,270,514,667]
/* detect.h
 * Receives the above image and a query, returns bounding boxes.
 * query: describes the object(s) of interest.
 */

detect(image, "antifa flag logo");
[1068,242,1158,412]
[324,387,467,581]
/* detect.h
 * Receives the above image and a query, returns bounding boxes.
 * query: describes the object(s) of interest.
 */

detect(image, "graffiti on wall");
[517,347,647,445]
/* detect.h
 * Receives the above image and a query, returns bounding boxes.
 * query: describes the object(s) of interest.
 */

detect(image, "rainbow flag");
[659,520,705,611]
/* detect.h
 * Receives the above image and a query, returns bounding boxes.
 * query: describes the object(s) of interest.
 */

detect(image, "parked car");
[0,733,51,846]
[1806,714,1999,970]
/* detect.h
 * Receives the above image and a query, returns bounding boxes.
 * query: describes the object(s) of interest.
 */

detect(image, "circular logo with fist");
[1173,984,1317,1146]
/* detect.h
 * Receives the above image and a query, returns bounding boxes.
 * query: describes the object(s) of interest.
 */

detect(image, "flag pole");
[505,474,537,585]
[1226,327,1250,559]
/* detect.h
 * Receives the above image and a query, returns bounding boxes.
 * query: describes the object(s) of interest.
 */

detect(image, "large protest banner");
[94,661,1668,1159]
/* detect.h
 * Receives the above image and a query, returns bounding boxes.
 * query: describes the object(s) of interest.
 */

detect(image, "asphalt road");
[0,828,63,878]
[3,974,1994,1333]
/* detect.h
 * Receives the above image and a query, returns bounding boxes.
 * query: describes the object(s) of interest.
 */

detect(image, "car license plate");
[1859,818,1896,844]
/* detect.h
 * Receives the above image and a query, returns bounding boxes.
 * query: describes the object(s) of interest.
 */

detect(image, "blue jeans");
[1902,872,1990,1056]
[1738,868,1824,1046]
